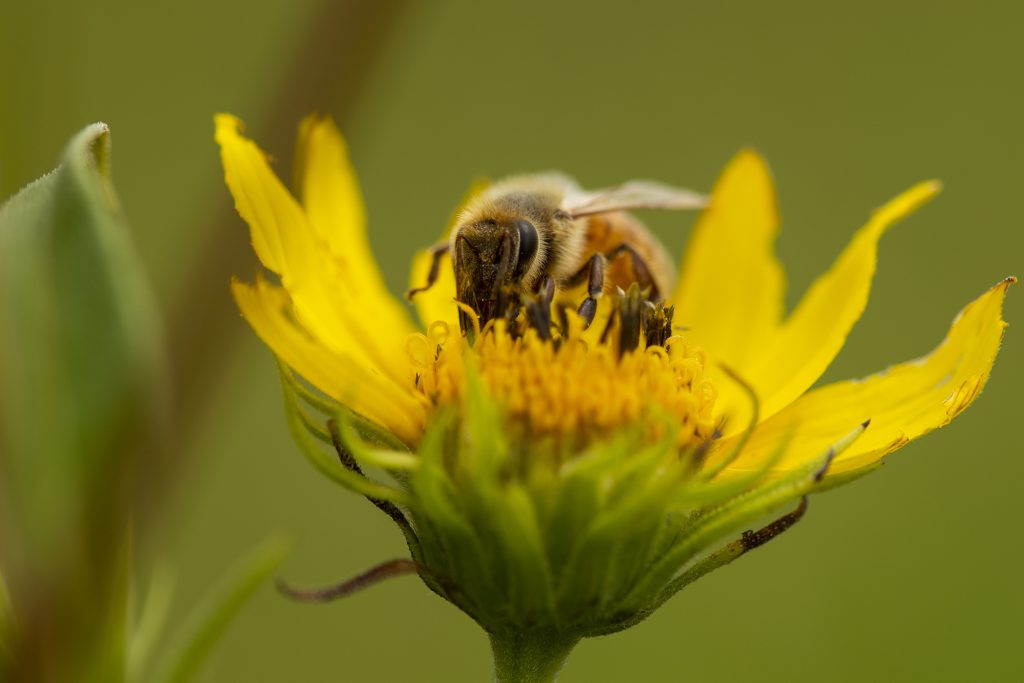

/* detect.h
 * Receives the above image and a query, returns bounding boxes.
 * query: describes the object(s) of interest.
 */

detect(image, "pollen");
[407,320,719,451]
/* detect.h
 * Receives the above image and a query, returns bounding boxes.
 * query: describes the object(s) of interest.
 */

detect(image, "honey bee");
[407,174,706,335]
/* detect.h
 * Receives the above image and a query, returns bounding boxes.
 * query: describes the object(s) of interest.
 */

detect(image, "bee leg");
[526,274,556,340]
[604,243,659,300]
[565,254,606,329]
[538,272,556,307]
[616,284,644,354]
[554,303,571,339]
[405,242,449,300]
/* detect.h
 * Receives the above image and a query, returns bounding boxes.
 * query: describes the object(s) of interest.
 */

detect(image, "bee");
[407,174,706,335]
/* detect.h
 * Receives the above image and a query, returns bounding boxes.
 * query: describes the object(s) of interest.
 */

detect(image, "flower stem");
[489,631,579,683]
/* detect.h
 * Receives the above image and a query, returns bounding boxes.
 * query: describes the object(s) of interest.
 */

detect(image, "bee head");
[455,217,539,327]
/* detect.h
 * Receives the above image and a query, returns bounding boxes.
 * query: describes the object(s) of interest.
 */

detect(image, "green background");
[2,1,1021,680]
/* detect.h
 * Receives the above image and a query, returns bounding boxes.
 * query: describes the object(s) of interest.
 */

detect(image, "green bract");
[281,362,867,681]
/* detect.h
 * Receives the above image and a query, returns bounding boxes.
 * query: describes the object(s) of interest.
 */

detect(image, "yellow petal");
[215,113,310,280]
[231,278,424,444]
[408,179,489,330]
[719,278,1013,478]
[294,114,366,255]
[673,149,785,371]
[216,114,410,388]
[293,114,416,340]
[745,180,942,421]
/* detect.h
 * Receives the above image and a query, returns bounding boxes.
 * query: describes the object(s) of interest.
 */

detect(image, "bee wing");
[562,180,708,219]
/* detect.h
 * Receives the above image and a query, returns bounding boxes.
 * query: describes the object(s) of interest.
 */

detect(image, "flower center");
[405,305,718,451]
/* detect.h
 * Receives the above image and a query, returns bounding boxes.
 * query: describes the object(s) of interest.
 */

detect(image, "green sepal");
[459,370,558,622]
[554,425,677,620]
[695,364,761,481]
[410,410,494,621]
[277,363,407,452]
[813,459,885,492]
[673,427,793,505]
[335,413,419,472]
[611,422,869,619]
[278,363,409,504]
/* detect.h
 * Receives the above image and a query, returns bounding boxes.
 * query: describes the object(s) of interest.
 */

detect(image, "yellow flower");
[218,113,1009,477]
[215,112,1011,676]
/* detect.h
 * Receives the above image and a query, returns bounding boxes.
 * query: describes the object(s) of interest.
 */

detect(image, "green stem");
[489,631,579,683]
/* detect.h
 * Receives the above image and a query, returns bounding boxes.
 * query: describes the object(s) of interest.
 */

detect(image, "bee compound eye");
[514,219,538,276]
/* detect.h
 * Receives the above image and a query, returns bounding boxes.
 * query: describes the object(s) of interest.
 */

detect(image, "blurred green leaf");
[0,122,168,557]
[155,536,291,683]
[127,563,175,683]
[0,123,168,682]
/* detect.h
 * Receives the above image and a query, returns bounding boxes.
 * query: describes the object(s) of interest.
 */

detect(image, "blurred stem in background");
[167,0,409,464]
